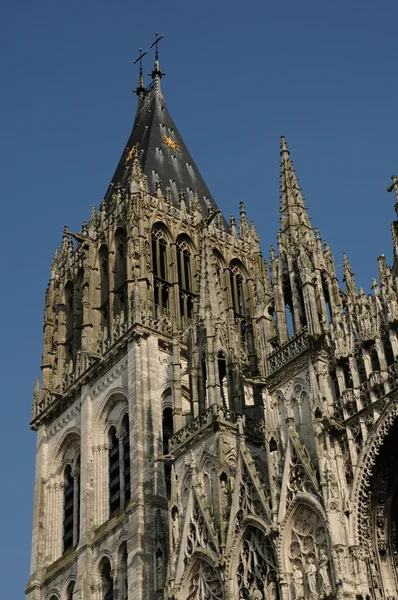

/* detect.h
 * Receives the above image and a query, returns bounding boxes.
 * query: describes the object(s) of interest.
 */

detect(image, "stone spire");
[279,135,313,248]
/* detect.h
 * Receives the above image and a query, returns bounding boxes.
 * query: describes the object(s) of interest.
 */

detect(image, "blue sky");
[1,1,398,596]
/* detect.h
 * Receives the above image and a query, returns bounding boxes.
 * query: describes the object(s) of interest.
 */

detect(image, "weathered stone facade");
[25,53,398,600]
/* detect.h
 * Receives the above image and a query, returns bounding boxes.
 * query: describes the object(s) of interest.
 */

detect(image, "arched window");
[62,456,80,553]
[176,236,196,321]
[65,281,75,364]
[109,427,120,515]
[113,229,127,321]
[66,581,75,600]
[100,558,114,600]
[229,260,248,342]
[162,407,173,498]
[99,245,110,337]
[152,225,171,318]
[74,269,84,354]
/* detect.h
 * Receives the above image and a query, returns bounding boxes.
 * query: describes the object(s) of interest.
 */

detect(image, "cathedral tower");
[26,46,398,600]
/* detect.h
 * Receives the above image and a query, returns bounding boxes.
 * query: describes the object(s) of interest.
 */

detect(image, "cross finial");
[133,48,148,98]
[134,48,148,80]
[150,32,164,62]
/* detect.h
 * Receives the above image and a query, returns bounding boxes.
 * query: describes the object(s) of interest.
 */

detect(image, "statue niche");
[287,504,333,600]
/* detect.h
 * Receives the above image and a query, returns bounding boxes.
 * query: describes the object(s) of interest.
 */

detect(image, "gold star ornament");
[161,135,181,153]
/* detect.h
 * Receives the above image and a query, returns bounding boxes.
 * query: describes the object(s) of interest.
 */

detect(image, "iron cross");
[134,48,148,77]
[150,32,164,60]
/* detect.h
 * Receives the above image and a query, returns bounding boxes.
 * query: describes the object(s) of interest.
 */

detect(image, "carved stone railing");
[267,328,309,375]
[169,404,265,451]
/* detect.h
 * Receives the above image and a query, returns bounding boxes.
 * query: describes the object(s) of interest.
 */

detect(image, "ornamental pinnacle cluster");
[26,44,398,600]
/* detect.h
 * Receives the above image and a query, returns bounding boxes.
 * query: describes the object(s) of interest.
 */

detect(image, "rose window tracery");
[288,505,332,599]
[186,560,224,600]
[236,527,278,599]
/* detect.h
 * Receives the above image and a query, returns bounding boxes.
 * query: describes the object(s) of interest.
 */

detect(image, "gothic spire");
[343,251,357,295]
[279,135,312,247]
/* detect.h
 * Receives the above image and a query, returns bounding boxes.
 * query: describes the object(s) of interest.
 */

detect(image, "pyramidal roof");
[104,53,219,216]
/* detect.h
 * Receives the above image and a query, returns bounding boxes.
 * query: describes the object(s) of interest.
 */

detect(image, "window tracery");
[287,505,332,599]
[236,527,278,599]
[186,560,223,600]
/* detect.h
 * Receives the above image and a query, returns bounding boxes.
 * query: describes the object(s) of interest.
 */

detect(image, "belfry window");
[152,225,171,318]
[108,417,131,516]
[113,229,128,321]
[109,427,120,515]
[122,415,131,506]
[62,457,80,553]
[176,236,196,321]
[99,245,110,337]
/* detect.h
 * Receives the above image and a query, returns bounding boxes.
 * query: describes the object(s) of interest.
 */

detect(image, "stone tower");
[25,49,398,600]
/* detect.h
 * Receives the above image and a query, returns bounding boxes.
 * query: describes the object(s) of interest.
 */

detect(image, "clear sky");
[1,1,397,597]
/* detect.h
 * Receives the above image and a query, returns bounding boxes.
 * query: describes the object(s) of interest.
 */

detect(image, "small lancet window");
[229,261,248,342]
[113,229,128,321]
[152,226,171,318]
[99,245,110,337]
[162,407,173,498]
[65,281,75,364]
[121,415,131,507]
[176,237,196,321]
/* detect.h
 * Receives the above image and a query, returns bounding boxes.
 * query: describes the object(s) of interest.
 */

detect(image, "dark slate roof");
[105,82,223,219]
